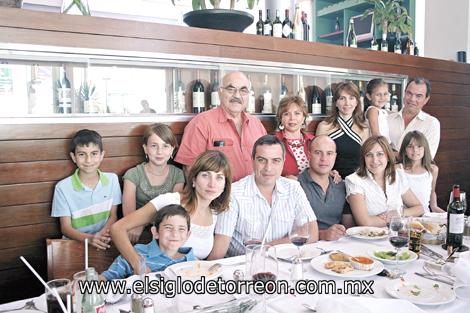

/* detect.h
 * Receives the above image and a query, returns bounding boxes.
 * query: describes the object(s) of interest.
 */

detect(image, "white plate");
[164,260,222,280]
[310,253,384,278]
[368,249,418,264]
[454,284,470,301]
[346,226,388,240]
[385,280,456,306]
[271,243,322,261]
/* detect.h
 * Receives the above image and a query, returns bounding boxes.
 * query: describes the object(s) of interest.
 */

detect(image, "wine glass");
[242,223,264,247]
[388,216,409,276]
[289,211,310,260]
[250,245,278,313]
[385,205,403,228]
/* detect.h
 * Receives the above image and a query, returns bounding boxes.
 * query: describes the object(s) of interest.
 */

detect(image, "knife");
[420,246,446,264]
[414,272,453,285]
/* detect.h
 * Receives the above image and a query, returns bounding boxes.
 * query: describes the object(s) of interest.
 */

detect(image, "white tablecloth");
[1,237,469,313]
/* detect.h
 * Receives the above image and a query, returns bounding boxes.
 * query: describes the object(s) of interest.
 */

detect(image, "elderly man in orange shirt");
[175,71,267,182]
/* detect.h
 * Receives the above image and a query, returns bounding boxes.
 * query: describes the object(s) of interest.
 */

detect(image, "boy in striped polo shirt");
[52,129,121,250]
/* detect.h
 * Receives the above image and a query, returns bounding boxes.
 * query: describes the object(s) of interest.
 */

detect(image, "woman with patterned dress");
[316,82,369,178]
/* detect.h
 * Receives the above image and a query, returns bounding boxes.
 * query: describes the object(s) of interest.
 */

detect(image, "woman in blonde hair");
[316,82,369,178]
[112,150,232,262]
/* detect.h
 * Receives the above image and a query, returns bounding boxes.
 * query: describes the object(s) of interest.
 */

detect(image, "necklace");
[145,164,169,176]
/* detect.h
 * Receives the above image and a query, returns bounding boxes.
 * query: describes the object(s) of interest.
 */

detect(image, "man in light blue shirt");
[209,135,319,259]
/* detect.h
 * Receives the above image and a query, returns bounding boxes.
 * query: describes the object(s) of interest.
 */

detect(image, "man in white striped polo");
[209,135,319,259]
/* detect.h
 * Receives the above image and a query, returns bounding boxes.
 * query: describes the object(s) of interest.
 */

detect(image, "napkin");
[315,296,371,313]
[450,256,470,284]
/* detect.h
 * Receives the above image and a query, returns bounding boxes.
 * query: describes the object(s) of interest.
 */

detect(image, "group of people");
[51,70,442,280]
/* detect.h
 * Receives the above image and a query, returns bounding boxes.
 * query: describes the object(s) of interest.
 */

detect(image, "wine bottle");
[346,18,357,48]
[261,74,273,114]
[263,9,272,36]
[446,185,465,250]
[282,9,293,39]
[334,16,340,32]
[192,70,205,113]
[414,43,419,56]
[210,71,220,109]
[57,65,72,114]
[293,4,303,40]
[324,84,333,115]
[358,81,365,112]
[370,37,378,51]
[173,69,185,113]
[256,10,263,35]
[302,12,310,41]
[406,36,414,55]
[394,35,402,54]
[247,75,256,114]
[310,85,321,115]
[279,76,288,103]
[297,75,306,104]
[81,267,105,313]
[273,10,282,38]
[381,33,388,52]
[390,84,399,112]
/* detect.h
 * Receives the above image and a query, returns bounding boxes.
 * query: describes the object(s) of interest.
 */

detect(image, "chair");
[46,239,120,281]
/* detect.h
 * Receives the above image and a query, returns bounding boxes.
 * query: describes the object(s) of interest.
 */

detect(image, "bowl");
[350,256,375,271]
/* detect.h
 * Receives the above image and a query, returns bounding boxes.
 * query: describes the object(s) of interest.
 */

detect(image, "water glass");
[245,243,261,279]
[46,279,72,313]
[72,271,86,313]
[242,223,264,246]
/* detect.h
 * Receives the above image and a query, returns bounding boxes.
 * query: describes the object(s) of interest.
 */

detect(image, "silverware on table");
[414,272,454,285]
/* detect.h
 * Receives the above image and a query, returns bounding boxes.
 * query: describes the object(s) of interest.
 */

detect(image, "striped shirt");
[52,169,122,234]
[215,174,317,257]
[102,240,195,280]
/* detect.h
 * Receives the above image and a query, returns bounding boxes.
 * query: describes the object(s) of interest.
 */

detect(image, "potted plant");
[363,0,412,49]
[172,0,259,32]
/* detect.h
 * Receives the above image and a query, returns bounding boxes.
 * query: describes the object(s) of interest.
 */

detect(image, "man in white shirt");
[208,135,319,259]
[388,77,440,158]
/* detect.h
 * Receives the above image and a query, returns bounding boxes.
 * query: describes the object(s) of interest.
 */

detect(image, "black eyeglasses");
[221,86,250,96]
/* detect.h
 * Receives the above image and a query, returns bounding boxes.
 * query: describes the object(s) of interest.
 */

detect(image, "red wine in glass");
[389,236,408,248]
[252,271,277,292]
[290,236,308,247]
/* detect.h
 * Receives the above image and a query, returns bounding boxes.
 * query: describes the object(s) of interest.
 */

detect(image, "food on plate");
[177,262,219,278]
[357,229,387,237]
[329,251,350,262]
[350,256,375,271]
[324,261,354,274]
[409,220,426,232]
[421,221,444,235]
[374,250,411,261]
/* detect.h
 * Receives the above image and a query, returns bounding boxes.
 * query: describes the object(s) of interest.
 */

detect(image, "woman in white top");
[111,151,232,264]
[364,78,391,143]
[345,136,424,227]
[398,130,444,213]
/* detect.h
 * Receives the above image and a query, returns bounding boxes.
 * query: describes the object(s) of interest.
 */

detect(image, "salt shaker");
[142,297,155,313]
[290,257,303,282]
[131,293,143,313]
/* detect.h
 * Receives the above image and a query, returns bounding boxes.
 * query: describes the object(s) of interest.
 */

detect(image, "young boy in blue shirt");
[51,129,121,250]
[101,204,195,280]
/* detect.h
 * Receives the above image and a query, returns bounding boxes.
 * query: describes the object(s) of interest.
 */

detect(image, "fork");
[316,247,333,255]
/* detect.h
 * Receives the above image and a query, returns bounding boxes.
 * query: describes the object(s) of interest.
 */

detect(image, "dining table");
[0,234,468,313]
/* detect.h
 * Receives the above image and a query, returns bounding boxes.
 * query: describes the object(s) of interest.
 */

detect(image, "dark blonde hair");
[276,96,308,129]
[143,123,178,149]
[181,151,232,215]
[399,131,434,173]
[357,136,396,184]
[364,78,388,110]
[324,81,366,129]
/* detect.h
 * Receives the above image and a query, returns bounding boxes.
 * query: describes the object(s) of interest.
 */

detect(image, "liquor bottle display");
[263,9,272,36]
[334,16,340,31]
[346,18,357,48]
[302,12,310,41]
[279,76,288,103]
[324,84,333,115]
[358,81,365,112]
[293,4,303,40]
[247,75,256,114]
[370,37,378,51]
[256,10,263,35]
[282,9,293,39]
[406,36,414,55]
[173,69,185,113]
[82,267,105,313]
[394,36,402,54]
[390,84,399,112]
[310,85,322,114]
[57,65,72,114]
[210,71,220,109]
[297,75,306,104]
[272,10,282,38]
[414,43,419,56]
[381,33,388,52]
[445,185,467,251]
[192,70,205,113]
[261,74,273,114]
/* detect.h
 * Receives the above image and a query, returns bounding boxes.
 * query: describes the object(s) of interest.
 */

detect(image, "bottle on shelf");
[394,35,402,54]
[405,36,415,55]
[346,18,357,48]
[81,267,105,313]
[247,74,256,114]
[358,81,365,112]
[310,84,322,115]
[210,71,220,109]
[263,9,272,36]
[57,65,72,114]
[173,69,186,113]
[302,12,310,41]
[390,84,399,112]
[297,75,306,104]
[279,76,288,103]
[446,185,465,251]
[414,43,419,56]
[334,16,341,32]
[293,4,303,40]
[261,74,273,114]
[192,70,205,113]
[380,33,388,52]
[282,9,293,39]
[370,37,378,51]
[273,10,282,38]
[324,83,333,115]
[256,10,263,35]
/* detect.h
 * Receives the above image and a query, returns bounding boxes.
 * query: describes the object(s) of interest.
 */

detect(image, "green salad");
[374,250,411,260]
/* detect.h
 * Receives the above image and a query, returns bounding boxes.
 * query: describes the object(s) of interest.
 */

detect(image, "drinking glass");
[385,205,403,228]
[250,245,278,313]
[288,211,310,259]
[388,217,409,276]
[245,243,260,279]
[72,271,86,313]
[242,223,264,246]
[46,279,71,313]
